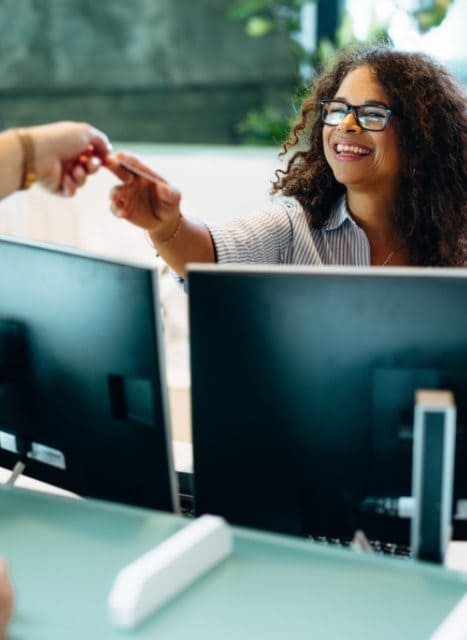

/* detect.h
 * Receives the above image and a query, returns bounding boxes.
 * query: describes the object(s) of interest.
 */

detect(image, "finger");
[110,187,128,215]
[104,154,136,182]
[60,174,77,197]
[116,151,166,182]
[58,159,74,191]
[78,152,102,175]
[85,155,102,174]
[105,152,166,185]
[110,201,125,218]
[113,182,159,227]
[156,181,181,208]
[110,185,122,201]
[110,184,134,203]
[70,163,87,187]
[88,127,112,158]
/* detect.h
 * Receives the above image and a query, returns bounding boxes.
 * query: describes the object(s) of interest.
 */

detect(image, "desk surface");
[2,485,467,639]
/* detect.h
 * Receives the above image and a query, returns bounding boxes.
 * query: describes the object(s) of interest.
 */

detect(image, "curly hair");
[272,45,467,266]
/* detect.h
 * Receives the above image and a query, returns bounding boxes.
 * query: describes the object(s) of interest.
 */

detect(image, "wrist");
[161,213,183,244]
[151,214,184,247]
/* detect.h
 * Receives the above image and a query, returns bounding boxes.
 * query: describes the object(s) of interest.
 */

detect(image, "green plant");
[412,0,454,32]
[230,0,455,144]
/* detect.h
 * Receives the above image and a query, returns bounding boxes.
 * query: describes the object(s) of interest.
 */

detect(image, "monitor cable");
[5,460,26,486]
[4,436,30,486]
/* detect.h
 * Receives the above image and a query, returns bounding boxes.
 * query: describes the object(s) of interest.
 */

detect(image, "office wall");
[0,0,298,143]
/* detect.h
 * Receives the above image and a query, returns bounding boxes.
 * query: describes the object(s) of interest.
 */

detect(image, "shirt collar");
[324,195,355,231]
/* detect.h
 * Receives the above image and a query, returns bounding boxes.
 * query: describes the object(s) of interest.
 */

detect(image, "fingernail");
[159,183,173,199]
[111,204,124,218]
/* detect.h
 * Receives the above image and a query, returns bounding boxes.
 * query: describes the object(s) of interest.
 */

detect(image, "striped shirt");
[208,195,372,266]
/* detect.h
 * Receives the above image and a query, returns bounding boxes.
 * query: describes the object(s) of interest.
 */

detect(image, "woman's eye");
[360,108,386,119]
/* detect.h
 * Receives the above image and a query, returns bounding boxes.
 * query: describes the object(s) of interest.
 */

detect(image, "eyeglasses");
[320,99,394,131]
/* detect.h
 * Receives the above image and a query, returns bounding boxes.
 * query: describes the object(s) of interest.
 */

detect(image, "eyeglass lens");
[322,101,391,131]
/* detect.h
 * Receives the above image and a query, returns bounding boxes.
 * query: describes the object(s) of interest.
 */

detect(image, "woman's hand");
[105,152,183,243]
[105,151,214,277]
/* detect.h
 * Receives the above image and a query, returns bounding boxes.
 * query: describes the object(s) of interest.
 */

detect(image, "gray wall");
[0,0,298,143]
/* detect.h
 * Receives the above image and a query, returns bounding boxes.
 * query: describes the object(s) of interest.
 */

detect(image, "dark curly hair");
[272,45,467,266]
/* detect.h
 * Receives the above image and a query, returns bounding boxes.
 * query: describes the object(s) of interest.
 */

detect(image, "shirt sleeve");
[208,200,294,264]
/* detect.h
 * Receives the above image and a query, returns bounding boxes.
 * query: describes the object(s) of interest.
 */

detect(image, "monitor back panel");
[0,236,177,512]
[188,266,467,540]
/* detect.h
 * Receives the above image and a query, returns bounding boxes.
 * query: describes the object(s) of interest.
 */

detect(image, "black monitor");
[0,235,178,513]
[188,265,467,542]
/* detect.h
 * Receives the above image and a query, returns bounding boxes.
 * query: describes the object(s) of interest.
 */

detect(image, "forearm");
[0,129,23,199]
[148,215,215,278]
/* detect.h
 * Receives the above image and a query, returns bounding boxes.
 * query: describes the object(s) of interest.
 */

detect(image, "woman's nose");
[336,111,362,133]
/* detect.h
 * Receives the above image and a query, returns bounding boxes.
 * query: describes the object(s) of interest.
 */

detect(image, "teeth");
[336,143,370,155]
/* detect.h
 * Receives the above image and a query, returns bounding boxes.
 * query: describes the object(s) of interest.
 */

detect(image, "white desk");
[3,485,467,640]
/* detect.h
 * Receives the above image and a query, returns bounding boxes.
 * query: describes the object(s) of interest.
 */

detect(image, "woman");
[106,45,467,275]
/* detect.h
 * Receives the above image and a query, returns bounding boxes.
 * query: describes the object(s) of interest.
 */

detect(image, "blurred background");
[0,0,464,145]
[0,0,465,442]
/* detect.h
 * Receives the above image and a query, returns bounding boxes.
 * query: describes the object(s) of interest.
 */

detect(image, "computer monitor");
[188,265,467,542]
[0,235,178,513]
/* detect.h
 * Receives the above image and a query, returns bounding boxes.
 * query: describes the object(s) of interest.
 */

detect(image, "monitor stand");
[411,389,456,563]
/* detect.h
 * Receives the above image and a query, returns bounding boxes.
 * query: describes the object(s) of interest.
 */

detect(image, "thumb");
[157,181,181,208]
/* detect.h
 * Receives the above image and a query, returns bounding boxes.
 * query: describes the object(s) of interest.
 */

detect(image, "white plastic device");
[108,514,232,629]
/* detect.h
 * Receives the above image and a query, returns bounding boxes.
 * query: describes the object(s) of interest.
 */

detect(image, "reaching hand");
[105,152,183,243]
[30,121,112,196]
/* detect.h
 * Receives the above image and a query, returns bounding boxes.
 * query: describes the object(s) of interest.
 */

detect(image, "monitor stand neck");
[411,389,456,563]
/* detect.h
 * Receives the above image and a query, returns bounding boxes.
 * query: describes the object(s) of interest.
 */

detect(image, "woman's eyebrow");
[333,97,391,108]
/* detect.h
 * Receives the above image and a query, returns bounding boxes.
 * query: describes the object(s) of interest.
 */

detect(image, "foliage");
[236,87,308,145]
[229,0,455,144]
[236,105,292,145]
[228,0,306,39]
[412,0,453,32]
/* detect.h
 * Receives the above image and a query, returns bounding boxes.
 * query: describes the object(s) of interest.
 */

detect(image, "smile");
[334,143,371,156]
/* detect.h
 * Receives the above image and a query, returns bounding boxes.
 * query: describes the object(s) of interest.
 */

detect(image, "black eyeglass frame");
[320,99,395,131]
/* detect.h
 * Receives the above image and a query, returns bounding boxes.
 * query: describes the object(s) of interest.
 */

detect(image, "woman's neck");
[345,188,407,266]
[345,189,396,243]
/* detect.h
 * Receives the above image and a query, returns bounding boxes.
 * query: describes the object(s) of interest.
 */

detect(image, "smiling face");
[322,65,402,196]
